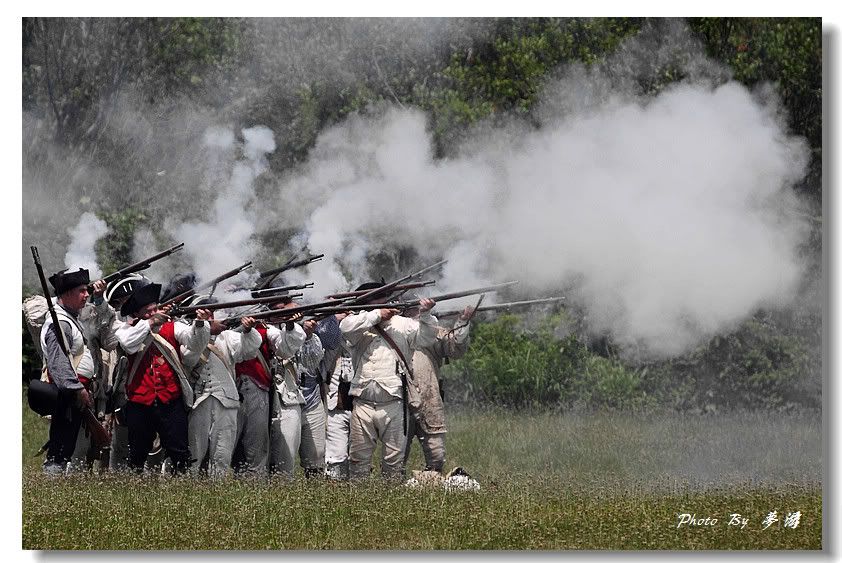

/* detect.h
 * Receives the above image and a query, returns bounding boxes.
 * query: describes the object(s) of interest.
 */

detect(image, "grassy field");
[21,400,822,550]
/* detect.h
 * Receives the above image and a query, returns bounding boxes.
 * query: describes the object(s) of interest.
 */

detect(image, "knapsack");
[22,295,49,361]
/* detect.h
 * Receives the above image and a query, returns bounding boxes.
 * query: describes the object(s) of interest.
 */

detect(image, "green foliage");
[669,317,812,411]
[573,356,655,411]
[449,314,587,407]
[144,18,244,99]
[95,209,149,275]
[418,18,641,149]
[688,17,821,201]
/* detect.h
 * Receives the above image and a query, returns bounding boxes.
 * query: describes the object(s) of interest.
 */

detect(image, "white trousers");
[299,401,326,473]
[270,402,301,476]
[349,398,405,480]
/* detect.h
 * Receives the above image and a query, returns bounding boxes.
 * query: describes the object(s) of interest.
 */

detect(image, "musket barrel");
[257,254,325,279]
[346,259,447,305]
[160,261,253,307]
[434,296,566,318]
[97,242,185,286]
[173,293,304,315]
[310,281,519,315]
[326,280,436,299]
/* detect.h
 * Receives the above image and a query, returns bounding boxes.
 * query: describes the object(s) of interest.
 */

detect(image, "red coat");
[235,325,272,390]
[126,322,182,406]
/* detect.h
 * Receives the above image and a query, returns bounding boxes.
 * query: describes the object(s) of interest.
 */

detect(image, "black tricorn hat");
[355,280,385,292]
[121,282,162,317]
[48,268,90,296]
[104,273,150,306]
[160,272,197,303]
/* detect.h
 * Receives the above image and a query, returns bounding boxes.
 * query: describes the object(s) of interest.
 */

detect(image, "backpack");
[22,295,49,361]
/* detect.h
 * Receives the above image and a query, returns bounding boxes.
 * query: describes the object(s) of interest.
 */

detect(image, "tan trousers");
[349,396,405,480]
[403,411,446,472]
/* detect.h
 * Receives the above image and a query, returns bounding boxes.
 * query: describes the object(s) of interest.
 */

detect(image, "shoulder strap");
[126,334,155,387]
[206,343,237,385]
[374,325,412,376]
[151,332,186,375]
[46,314,86,374]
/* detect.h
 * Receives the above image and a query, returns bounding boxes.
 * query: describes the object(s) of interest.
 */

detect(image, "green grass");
[21,397,822,549]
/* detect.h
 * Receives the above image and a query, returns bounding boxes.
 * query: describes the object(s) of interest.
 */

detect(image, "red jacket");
[126,322,182,406]
[235,325,272,390]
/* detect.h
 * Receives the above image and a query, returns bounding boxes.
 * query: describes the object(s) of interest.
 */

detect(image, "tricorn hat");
[48,268,90,296]
[160,272,197,304]
[104,273,150,306]
[355,280,385,292]
[120,282,162,317]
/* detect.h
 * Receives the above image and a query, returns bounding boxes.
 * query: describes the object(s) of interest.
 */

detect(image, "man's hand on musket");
[91,279,107,297]
[76,388,93,410]
[302,319,318,336]
[195,308,213,322]
[284,312,303,331]
[419,298,436,313]
[378,307,401,321]
[240,316,256,331]
[459,306,475,321]
[148,305,173,329]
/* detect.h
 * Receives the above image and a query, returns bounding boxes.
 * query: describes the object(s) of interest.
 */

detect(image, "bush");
[444,314,588,408]
[572,356,656,411]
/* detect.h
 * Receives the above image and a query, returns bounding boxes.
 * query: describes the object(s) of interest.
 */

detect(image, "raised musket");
[249,282,314,296]
[172,293,304,315]
[326,279,436,299]
[433,296,566,318]
[344,259,447,305]
[310,281,520,316]
[254,254,324,290]
[93,242,184,288]
[160,261,253,307]
[220,296,353,328]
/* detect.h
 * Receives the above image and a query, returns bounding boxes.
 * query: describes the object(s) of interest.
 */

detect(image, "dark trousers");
[46,389,83,466]
[125,399,191,474]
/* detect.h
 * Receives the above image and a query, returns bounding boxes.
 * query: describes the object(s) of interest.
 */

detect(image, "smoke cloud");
[21,19,813,358]
[64,212,109,279]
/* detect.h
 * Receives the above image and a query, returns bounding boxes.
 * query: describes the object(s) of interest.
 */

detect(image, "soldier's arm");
[44,321,83,391]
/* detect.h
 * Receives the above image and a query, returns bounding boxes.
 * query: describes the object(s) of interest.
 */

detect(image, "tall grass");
[21,396,822,549]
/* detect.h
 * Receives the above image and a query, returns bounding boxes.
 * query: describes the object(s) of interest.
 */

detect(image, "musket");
[172,293,304,316]
[309,281,520,316]
[220,296,354,328]
[30,246,112,452]
[344,259,448,305]
[433,297,566,318]
[254,254,324,290]
[250,282,314,296]
[93,242,184,288]
[160,261,253,307]
[325,280,436,299]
